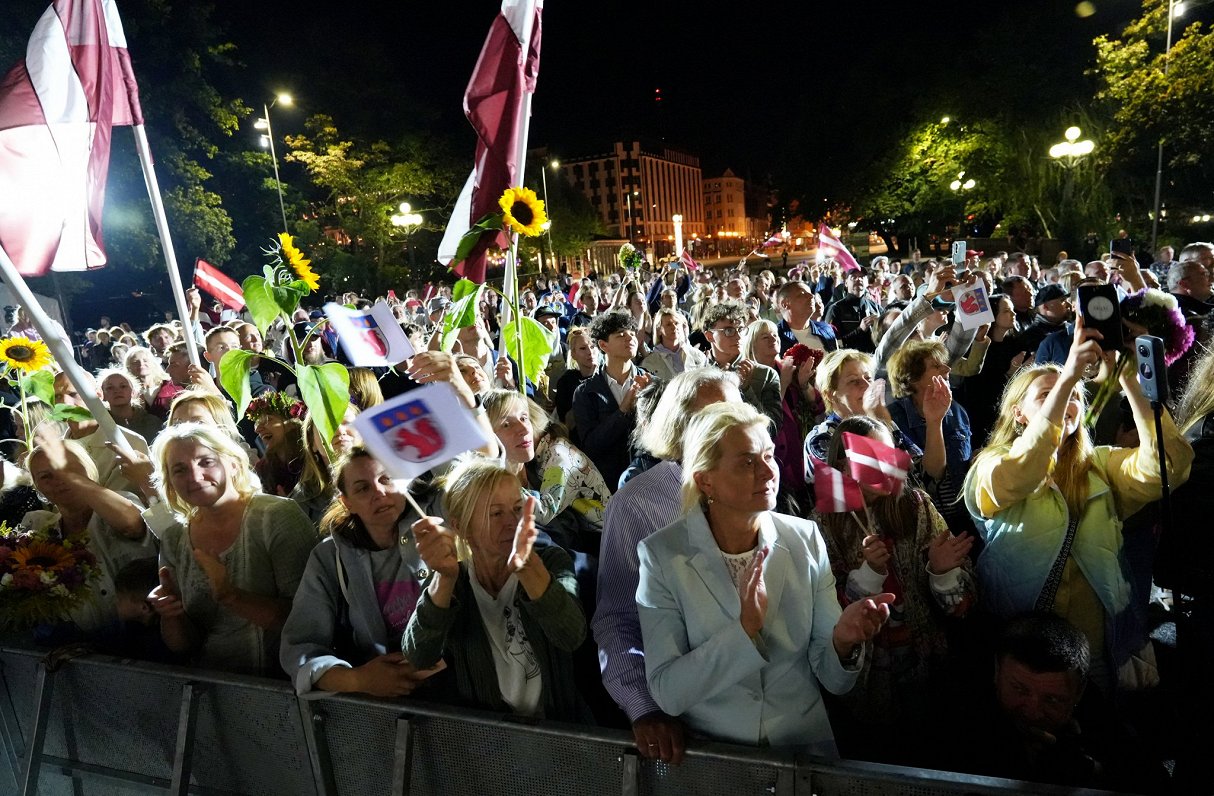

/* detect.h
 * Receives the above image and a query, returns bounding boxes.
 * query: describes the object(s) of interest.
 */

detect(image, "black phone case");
[1077,284,1124,351]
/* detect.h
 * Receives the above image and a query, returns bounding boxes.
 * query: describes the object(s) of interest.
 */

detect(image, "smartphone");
[1077,283,1124,352]
[950,240,967,266]
[1110,238,1134,256]
[1135,335,1169,404]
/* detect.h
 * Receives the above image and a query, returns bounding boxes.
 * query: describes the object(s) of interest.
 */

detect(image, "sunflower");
[498,187,548,237]
[277,232,321,292]
[10,540,75,572]
[0,336,52,373]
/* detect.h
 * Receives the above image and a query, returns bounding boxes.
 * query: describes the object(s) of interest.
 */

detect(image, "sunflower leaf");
[452,213,504,265]
[500,316,553,386]
[242,276,279,336]
[218,349,257,421]
[50,404,92,424]
[442,282,484,340]
[272,283,306,318]
[21,370,56,405]
[296,363,350,454]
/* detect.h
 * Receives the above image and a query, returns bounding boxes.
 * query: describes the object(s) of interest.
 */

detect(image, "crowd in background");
[2,240,1213,791]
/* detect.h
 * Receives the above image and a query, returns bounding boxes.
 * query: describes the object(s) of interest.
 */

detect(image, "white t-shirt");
[468,560,542,717]
[791,325,825,350]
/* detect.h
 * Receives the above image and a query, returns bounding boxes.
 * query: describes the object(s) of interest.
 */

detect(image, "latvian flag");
[843,431,911,496]
[679,248,700,271]
[194,258,244,310]
[813,459,864,513]
[816,223,861,273]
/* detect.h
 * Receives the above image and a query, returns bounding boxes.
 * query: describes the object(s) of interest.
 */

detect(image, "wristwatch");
[840,644,863,668]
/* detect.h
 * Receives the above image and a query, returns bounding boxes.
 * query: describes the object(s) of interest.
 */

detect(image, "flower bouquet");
[1084,288,1195,427]
[0,522,99,630]
[618,243,645,271]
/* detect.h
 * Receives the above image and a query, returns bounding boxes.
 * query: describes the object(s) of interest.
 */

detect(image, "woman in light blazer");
[636,402,893,757]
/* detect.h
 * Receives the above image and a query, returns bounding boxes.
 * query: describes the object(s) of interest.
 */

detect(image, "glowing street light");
[257,92,295,233]
[1048,128,1095,164]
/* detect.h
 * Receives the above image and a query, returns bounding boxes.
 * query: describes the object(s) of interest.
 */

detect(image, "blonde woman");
[635,402,892,755]
[98,368,163,445]
[554,327,597,433]
[124,346,172,419]
[148,423,317,675]
[641,309,705,382]
[963,317,1193,692]
[404,458,590,721]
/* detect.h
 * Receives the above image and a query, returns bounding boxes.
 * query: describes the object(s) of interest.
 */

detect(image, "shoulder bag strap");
[1035,514,1081,612]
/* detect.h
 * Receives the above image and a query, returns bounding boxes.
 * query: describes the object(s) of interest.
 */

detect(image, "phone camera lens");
[1138,346,1148,356]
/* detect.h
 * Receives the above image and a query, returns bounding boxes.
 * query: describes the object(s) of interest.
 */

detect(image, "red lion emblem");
[391,416,444,461]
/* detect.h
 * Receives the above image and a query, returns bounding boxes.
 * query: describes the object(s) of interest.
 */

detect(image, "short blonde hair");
[741,318,778,362]
[815,349,874,415]
[887,339,947,398]
[439,457,520,553]
[565,327,597,371]
[28,439,99,485]
[481,389,551,437]
[680,402,769,515]
[651,308,687,347]
[152,422,261,516]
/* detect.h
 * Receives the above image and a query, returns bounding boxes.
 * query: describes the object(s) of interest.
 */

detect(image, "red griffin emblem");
[375,401,445,461]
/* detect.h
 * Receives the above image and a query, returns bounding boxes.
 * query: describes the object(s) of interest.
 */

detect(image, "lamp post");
[672,214,684,258]
[540,159,558,270]
[625,190,638,245]
[1151,0,1187,252]
[1049,127,1096,229]
[390,202,424,272]
[949,171,977,237]
[255,92,294,233]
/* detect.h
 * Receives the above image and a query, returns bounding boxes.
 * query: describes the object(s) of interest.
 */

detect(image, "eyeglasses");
[711,327,740,337]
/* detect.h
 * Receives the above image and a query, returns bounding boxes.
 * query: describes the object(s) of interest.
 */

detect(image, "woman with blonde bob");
[963,316,1193,693]
[636,402,893,755]
[403,457,590,721]
[148,422,317,675]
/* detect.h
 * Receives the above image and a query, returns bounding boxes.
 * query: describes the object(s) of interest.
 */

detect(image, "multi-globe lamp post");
[390,202,424,270]
[949,171,976,238]
[255,92,294,233]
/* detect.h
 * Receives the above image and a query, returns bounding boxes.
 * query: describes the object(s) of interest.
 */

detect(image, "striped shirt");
[591,460,683,722]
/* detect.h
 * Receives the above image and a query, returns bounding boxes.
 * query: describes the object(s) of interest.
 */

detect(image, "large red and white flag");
[816,223,861,273]
[0,0,142,277]
[843,431,911,496]
[437,0,543,284]
[813,459,865,513]
[194,258,244,310]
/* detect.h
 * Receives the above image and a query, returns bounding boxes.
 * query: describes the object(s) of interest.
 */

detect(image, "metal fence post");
[18,663,54,796]
[299,699,337,796]
[620,748,640,796]
[390,716,415,796]
[169,681,203,796]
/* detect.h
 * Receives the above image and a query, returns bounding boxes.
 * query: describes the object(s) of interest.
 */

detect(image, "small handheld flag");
[325,299,416,367]
[843,431,911,496]
[813,459,865,513]
[816,224,861,273]
[952,281,996,330]
[193,259,245,310]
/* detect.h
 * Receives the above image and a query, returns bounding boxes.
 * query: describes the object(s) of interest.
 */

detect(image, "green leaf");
[452,213,503,265]
[442,282,484,338]
[501,316,554,386]
[21,370,56,406]
[242,276,279,335]
[50,404,92,424]
[272,283,307,318]
[218,349,257,421]
[297,362,350,452]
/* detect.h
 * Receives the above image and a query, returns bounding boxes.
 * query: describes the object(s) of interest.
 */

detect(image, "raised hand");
[148,566,185,618]
[736,358,756,388]
[1061,314,1106,383]
[412,516,460,579]
[860,534,890,575]
[861,377,887,415]
[509,495,539,572]
[1009,350,1034,374]
[739,546,770,638]
[920,374,953,425]
[833,592,895,654]
[927,531,974,575]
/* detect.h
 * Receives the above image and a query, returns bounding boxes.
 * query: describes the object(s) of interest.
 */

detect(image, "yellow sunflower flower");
[498,187,548,237]
[0,336,52,373]
[11,541,75,572]
[277,232,320,292]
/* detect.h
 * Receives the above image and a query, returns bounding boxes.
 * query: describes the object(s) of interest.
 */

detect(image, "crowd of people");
[3,240,1213,791]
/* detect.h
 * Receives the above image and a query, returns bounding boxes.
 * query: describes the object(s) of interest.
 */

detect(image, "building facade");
[558,141,705,259]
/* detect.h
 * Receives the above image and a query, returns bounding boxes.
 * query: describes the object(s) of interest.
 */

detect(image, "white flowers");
[1140,289,1177,311]
[0,573,12,588]
[39,570,57,585]
[50,584,69,598]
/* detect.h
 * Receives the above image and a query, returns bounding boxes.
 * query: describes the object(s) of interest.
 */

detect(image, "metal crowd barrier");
[0,642,1128,796]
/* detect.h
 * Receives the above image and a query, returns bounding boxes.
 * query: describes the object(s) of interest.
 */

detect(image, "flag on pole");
[843,431,911,496]
[324,299,416,367]
[816,223,861,273]
[952,280,996,330]
[354,382,494,481]
[813,459,865,513]
[679,249,700,271]
[194,258,244,310]
[437,0,543,284]
[0,0,143,277]
[760,232,784,248]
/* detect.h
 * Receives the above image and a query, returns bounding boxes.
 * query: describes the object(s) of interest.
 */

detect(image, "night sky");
[219,0,1148,197]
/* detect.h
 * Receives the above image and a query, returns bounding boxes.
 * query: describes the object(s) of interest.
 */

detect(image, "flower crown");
[245,392,307,422]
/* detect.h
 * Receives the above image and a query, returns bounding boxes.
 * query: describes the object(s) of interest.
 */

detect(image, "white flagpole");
[131,125,202,368]
[0,244,135,454]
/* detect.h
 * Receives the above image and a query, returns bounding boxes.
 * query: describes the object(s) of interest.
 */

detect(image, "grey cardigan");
[279,523,426,695]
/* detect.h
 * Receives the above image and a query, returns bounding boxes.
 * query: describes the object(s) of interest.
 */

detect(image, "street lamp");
[1048,126,1095,163]
[672,214,684,257]
[255,92,294,233]
[1152,0,1188,252]
[539,159,559,270]
[625,190,639,245]
[390,202,424,270]
[949,171,977,238]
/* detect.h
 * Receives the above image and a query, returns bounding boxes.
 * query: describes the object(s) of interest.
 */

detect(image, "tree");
[517,161,604,274]
[1092,0,1214,240]
[284,115,463,296]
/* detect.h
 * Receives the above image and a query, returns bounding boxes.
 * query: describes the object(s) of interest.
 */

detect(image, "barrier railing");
[0,642,1127,795]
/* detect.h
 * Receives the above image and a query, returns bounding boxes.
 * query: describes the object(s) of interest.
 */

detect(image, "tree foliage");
[1091,0,1214,229]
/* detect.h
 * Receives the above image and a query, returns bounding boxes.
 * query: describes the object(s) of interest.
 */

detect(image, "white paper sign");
[324,299,415,367]
[354,382,493,480]
[952,281,996,330]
